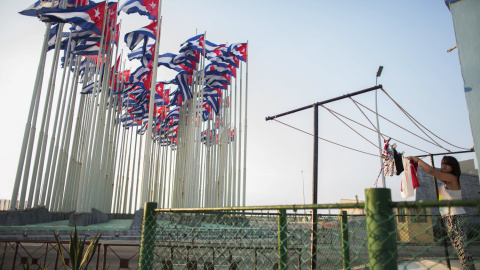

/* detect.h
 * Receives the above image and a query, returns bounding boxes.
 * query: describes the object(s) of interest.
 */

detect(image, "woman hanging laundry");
[408,155,475,270]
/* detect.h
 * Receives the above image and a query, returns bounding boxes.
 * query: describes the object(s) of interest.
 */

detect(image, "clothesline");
[269,86,470,161]
[321,104,430,154]
[380,88,471,151]
[349,98,457,150]
[272,119,382,157]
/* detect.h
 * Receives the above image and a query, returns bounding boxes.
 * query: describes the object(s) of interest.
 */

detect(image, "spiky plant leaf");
[79,233,101,268]
[54,231,68,268]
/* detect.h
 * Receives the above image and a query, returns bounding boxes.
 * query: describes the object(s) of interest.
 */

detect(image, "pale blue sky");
[0,1,475,206]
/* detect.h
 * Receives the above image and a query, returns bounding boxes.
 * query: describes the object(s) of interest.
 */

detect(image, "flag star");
[149,2,156,10]
[94,8,101,18]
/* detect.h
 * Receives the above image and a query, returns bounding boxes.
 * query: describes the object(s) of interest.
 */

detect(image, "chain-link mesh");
[138,210,370,270]
[395,205,480,270]
[137,197,480,269]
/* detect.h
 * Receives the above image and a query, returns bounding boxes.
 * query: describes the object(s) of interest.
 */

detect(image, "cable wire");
[349,97,454,151]
[272,119,382,157]
[349,97,386,142]
[321,105,430,154]
[321,105,381,150]
[381,87,470,151]
[346,99,451,153]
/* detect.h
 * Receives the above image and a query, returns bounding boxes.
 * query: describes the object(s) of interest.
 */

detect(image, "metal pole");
[265,85,382,121]
[341,210,351,270]
[375,89,386,188]
[431,155,451,270]
[416,149,474,158]
[365,188,397,270]
[139,202,158,270]
[278,209,288,270]
[310,105,318,270]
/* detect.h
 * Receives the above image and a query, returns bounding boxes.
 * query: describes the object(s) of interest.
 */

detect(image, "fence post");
[365,188,397,270]
[139,202,158,270]
[278,209,288,270]
[341,210,350,270]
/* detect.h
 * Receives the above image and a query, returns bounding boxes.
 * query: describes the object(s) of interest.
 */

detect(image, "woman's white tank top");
[439,183,466,217]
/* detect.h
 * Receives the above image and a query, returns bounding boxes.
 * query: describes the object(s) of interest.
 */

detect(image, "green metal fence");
[138,188,480,269]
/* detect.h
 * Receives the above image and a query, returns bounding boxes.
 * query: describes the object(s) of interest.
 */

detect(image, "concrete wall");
[448,0,480,172]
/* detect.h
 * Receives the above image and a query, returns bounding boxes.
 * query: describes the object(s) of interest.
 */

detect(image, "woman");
[408,155,475,270]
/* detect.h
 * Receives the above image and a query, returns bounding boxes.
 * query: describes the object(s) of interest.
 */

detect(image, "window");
[397,208,406,222]
[410,208,427,223]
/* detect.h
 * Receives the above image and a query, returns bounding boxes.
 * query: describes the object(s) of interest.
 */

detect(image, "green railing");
[138,188,480,269]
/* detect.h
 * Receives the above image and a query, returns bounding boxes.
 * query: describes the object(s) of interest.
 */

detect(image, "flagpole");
[106,95,121,212]
[88,29,116,211]
[236,62,243,207]
[76,2,111,213]
[134,129,143,210]
[57,56,85,212]
[35,25,78,209]
[38,37,75,208]
[22,19,68,210]
[242,42,248,206]
[49,57,88,210]
[10,0,59,211]
[141,0,163,205]
[232,68,238,206]
[40,52,76,208]
[129,130,138,212]
[60,57,91,211]
[114,127,127,213]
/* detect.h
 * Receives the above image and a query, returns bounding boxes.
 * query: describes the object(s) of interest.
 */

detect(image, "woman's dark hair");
[442,156,461,180]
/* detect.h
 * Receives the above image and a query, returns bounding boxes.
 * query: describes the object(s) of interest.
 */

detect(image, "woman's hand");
[407,156,419,162]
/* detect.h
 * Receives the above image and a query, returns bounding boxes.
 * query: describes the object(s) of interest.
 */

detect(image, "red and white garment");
[382,141,396,177]
[400,156,419,199]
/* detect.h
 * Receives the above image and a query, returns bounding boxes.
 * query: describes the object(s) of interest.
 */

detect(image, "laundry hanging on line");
[401,156,419,199]
[382,140,419,198]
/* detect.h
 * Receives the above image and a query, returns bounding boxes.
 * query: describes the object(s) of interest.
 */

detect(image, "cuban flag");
[19,0,59,17]
[37,1,106,35]
[180,34,204,48]
[128,44,153,61]
[163,108,180,126]
[228,43,248,62]
[120,113,134,128]
[173,51,198,69]
[157,53,184,73]
[124,20,158,51]
[203,88,222,99]
[205,64,235,78]
[80,81,95,94]
[205,74,230,86]
[47,24,71,51]
[203,96,220,114]
[209,55,239,68]
[62,0,89,8]
[119,0,159,20]
[128,62,152,84]
[176,72,193,101]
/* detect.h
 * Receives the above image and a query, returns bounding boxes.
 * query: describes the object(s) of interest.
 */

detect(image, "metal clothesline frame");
[265,84,382,270]
[265,84,475,270]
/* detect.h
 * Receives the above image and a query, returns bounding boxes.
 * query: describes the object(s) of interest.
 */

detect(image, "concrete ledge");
[129,209,143,230]
[0,208,71,226]
[68,208,110,227]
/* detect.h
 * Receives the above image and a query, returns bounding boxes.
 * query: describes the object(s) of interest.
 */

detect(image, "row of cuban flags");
[115,0,247,146]
[20,0,247,146]
[20,0,122,82]
[121,31,247,144]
